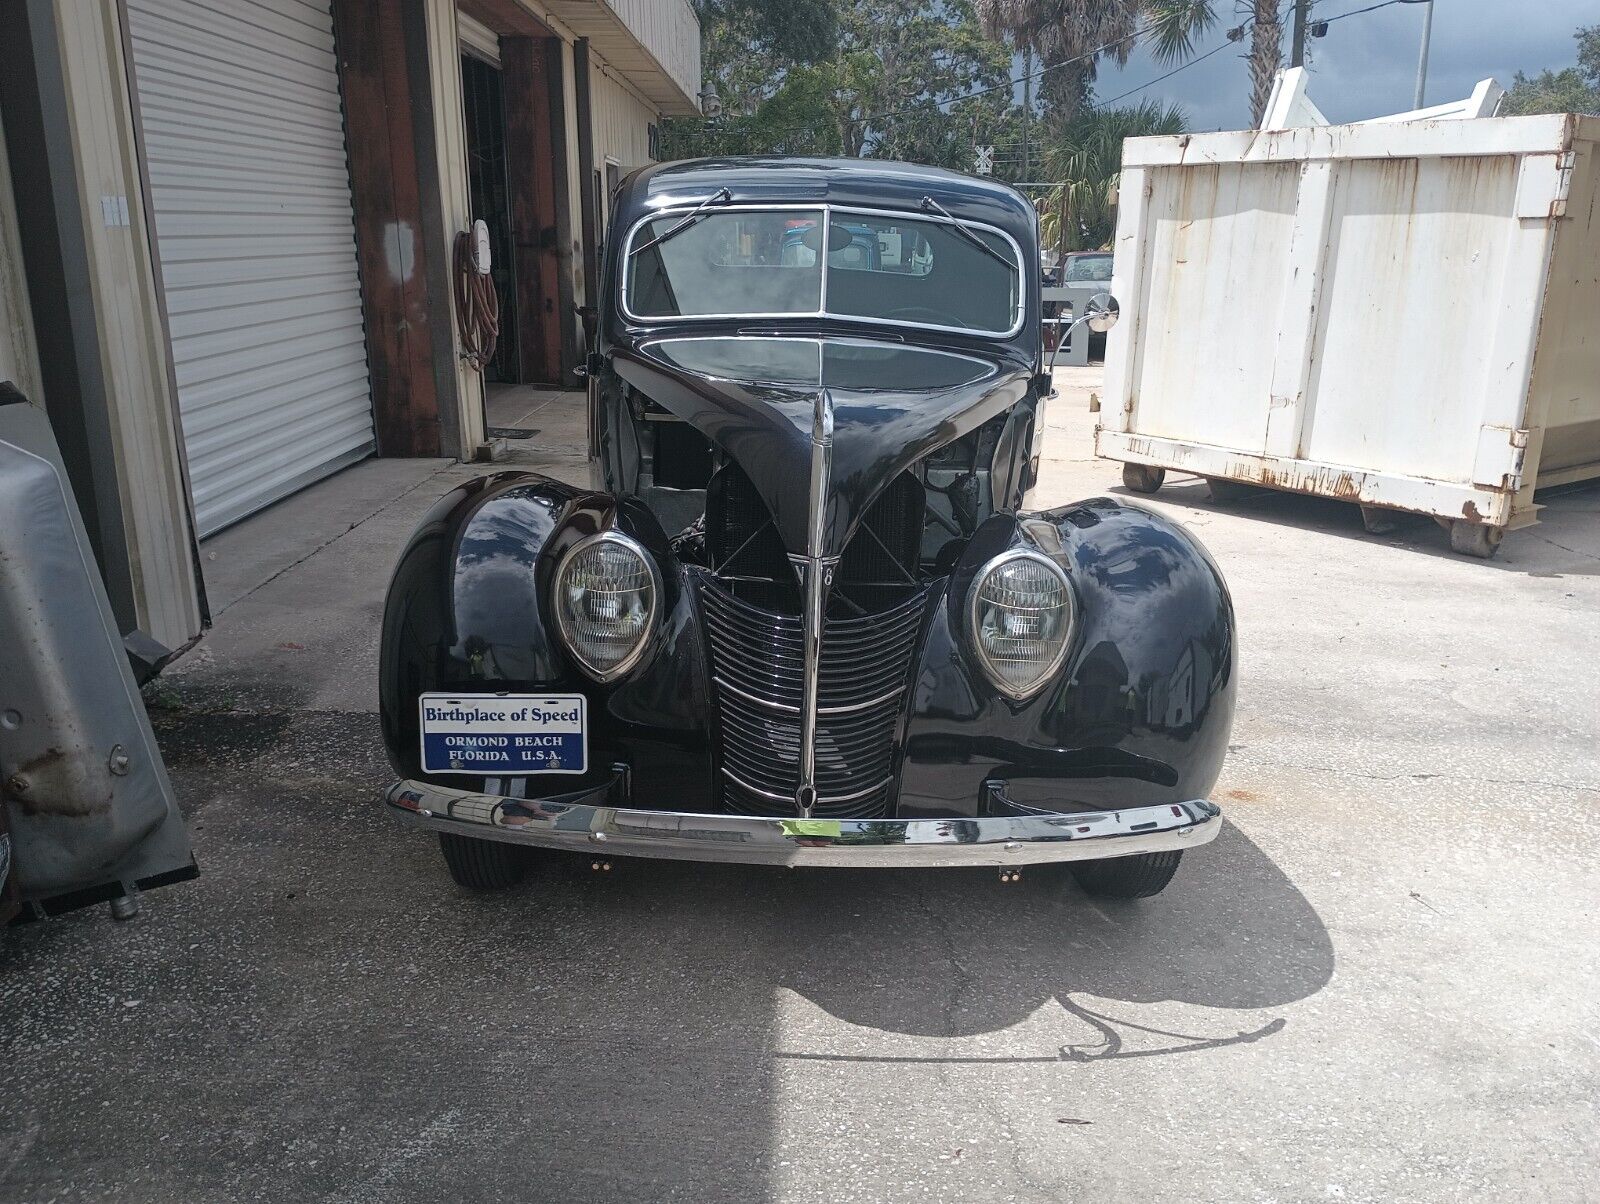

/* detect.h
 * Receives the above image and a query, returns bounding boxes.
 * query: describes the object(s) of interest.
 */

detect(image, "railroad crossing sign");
[973,145,994,176]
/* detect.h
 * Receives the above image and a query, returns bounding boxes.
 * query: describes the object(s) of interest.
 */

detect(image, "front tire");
[438,833,531,890]
[1071,851,1182,899]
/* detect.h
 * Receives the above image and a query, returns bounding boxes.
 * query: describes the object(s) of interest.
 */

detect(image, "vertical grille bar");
[699,575,927,819]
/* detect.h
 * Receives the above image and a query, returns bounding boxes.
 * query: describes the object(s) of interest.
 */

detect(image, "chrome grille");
[699,575,927,819]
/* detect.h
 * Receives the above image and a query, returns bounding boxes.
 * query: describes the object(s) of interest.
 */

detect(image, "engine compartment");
[626,384,1009,617]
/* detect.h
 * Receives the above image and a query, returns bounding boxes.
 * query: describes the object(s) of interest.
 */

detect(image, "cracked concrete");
[2,376,1597,1203]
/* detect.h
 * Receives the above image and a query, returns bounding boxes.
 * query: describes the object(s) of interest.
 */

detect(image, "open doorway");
[460,51,519,383]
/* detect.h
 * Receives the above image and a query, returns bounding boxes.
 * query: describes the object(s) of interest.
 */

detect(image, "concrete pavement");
[1,373,1596,1203]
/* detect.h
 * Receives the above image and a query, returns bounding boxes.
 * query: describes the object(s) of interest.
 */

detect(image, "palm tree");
[976,0,1215,121]
[1039,100,1188,253]
[1247,0,1283,125]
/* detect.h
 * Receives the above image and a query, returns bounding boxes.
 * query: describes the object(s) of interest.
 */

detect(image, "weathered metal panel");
[1127,161,1300,453]
[0,396,194,908]
[1102,114,1600,532]
[126,0,377,535]
[1304,155,1521,481]
[1525,123,1600,486]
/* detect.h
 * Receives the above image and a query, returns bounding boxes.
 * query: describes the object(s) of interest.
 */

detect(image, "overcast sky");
[1083,0,1592,130]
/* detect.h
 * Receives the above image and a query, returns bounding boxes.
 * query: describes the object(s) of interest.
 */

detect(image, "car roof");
[616,157,1038,251]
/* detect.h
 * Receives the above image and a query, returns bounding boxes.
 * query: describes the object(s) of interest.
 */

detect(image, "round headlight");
[967,549,1075,699]
[553,530,659,681]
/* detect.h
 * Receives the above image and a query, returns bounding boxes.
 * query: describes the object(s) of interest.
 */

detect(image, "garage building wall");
[592,62,656,177]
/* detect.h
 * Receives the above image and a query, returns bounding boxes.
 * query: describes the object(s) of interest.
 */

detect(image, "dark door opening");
[461,53,519,383]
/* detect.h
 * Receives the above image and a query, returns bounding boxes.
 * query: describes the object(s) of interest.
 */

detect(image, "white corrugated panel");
[592,64,656,170]
[127,0,375,535]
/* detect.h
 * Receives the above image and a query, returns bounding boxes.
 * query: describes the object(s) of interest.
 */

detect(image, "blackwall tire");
[1121,463,1165,494]
[1070,851,1182,899]
[438,833,530,890]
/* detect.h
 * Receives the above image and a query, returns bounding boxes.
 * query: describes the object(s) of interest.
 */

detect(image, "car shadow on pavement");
[0,709,1330,1203]
[549,817,1330,1043]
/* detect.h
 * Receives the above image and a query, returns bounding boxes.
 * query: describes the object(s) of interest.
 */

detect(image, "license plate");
[418,693,587,775]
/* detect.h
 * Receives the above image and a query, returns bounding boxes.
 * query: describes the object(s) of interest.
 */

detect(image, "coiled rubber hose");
[453,229,500,370]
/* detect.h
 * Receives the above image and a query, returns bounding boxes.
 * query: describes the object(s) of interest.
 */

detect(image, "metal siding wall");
[592,65,654,171]
[126,0,376,535]
[603,0,700,104]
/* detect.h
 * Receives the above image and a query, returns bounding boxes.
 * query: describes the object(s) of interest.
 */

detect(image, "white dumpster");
[1097,113,1600,556]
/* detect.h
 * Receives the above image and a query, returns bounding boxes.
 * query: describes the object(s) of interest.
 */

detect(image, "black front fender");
[378,473,715,808]
[897,497,1237,818]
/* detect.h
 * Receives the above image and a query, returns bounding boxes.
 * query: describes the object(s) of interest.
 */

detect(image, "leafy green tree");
[1502,25,1600,116]
[1039,100,1187,253]
[693,0,840,64]
[657,1,842,158]
[829,0,1015,161]
[974,0,1214,120]
[660,0,1019,173]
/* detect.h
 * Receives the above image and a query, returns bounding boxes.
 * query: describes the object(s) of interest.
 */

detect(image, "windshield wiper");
[629,188,732,257]
[919,196,1017,273]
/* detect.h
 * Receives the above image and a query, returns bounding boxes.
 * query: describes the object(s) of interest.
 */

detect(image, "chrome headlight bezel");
[965,547,1076,701]
[552,528,662,683]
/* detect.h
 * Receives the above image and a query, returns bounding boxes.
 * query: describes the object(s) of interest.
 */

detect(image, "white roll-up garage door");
[127,0,376,535]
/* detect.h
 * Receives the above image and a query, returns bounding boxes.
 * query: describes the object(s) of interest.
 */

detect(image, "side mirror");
[1085,292,1120,333]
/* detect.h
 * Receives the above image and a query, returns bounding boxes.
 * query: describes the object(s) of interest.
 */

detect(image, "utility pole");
[1290,0,1310,69]
[1021,46,1032,183]
[1413,0,1434,108]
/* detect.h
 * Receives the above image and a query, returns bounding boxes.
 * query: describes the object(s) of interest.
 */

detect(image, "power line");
[1091,35,1238,110]
[1317,0,1429,25]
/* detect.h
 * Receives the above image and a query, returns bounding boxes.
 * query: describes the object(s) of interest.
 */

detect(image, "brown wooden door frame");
[331,0,464,458]
[503,34,576,387]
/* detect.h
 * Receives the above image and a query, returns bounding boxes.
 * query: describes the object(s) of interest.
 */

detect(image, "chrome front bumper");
[384,774,1222,869]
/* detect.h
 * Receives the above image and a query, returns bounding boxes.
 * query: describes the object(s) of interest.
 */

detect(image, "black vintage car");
[379,158,1235,898]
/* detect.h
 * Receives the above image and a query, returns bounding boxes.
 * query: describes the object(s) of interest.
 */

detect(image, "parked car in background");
[1060,250,1113,283]
[378,159,1235,899]
[1053,250,1116,358]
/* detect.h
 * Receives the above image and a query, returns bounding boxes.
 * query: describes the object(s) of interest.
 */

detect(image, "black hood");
[615,335,1031,561]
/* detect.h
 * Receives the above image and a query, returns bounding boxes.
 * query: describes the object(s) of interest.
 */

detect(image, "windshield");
[625,207,1021,334]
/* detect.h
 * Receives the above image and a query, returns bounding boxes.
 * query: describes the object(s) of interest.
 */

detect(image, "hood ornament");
[791,388,835,820]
